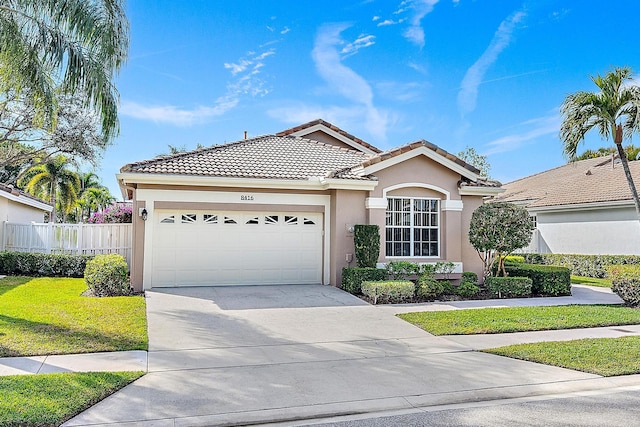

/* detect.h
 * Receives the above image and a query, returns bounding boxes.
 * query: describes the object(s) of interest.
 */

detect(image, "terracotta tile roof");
[0,182,52,207]
[360,139,483,176]
[495,156,640,208]
[120,135,374,180]
[276,119,382,154]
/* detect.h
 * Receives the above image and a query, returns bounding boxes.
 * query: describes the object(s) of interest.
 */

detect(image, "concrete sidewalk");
[0,350,147,376]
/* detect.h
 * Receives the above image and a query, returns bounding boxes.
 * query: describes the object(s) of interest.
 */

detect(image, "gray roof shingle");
[495,156,640,208]
[120,135,374,180]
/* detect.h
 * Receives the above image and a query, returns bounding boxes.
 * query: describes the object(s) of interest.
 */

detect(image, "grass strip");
[398,305,639,335]
[571,276,612,288]
[0,276,147,357]
[484,336,640,376]
[0,371,143,427]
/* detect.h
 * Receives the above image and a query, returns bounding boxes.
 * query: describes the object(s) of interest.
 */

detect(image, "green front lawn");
[0,371,143,426]
[0,276,147,357]
[571,275,612,288]
[485,336,640,376]
[398,305,640,335]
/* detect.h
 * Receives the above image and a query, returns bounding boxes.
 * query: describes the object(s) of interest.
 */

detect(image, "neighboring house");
[0,182,53,244]
[495,155,640,255]
[117,119,503,291]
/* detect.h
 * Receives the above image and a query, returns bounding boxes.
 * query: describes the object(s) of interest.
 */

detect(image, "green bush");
[416,275,444,300]
[608,265,640,307]
[523,253,640,278]
[361,280,414,304]
[439,280,455,295]
[461,271,478,284]
[84,254,130,297]
[505,263,571,296]
[354,224,380,268]
[457,280,480,298]
[385,260,420,280]
[0,251,93,277]
[341,267,386,294]
[485,276,532,298]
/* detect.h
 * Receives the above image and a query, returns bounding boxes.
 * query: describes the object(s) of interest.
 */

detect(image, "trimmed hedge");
[361,280,414,304]
[457,280,480,298]
[523,253,640,278]
[485,276,532,298]
[84,254,131,297]
[0,251,93,277]
[341,267,386,294]
[608,265,640,307]
[505,263,571,296]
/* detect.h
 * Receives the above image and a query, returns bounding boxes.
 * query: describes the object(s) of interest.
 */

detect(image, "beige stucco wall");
[330,189,367,286]
[364,155,487,277]
[130,198,145,292]
[460,196,484,279]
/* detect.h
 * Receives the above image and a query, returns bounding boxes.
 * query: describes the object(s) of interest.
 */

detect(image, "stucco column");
[130,200,146,292]
[441,201,462,262]
[330,190,367,286]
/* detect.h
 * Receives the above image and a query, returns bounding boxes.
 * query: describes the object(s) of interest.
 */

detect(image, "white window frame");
[385,197,440,258]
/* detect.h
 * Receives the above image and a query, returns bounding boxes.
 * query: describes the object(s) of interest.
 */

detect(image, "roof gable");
[353,140,482,181]
[276,119,381,155]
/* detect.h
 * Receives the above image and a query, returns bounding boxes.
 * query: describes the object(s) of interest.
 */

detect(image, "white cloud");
[122,48,276,126]
[402,0,440,47]
[280,26,290,34]
[341,34,376,58]
[457,9,526,116]
[372,15,380,21]
[305,23,389,140]
[484,114,560,155]
[120,96,239,126]
[376,81,425,102]
[377,19,401,27]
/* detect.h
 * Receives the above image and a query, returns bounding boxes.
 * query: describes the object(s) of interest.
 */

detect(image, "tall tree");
[0,0,129,140]
[457,146,491,178]
[560,66,640,220]
[19,155,80,222]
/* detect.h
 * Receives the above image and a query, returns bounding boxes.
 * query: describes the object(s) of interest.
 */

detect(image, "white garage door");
[151,210,323,286]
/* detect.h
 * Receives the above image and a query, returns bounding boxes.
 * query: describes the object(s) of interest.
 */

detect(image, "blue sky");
[100,0,640,199]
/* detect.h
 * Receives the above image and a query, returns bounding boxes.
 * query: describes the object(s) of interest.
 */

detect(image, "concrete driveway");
[65,285,598,426]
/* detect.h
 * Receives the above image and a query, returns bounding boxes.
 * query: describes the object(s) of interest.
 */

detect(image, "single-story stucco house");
[495,155,640,255]
[0,182,53,246]
[117,119,503,291]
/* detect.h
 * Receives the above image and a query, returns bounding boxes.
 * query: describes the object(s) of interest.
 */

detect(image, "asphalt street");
[308,387,640,427]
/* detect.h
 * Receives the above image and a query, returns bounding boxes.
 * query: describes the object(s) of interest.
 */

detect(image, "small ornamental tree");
[87,203,132,224]
[468,202,534,280]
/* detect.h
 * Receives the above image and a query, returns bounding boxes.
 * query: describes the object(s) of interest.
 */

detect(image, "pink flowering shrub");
[87,203,132,224]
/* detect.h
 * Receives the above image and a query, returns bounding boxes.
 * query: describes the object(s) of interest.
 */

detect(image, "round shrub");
[84,254,131,297]
[461,271,478,284]
[608,265,640,307]
[416,275,444,300]
[440,280,456,296]
[457,280,480,298]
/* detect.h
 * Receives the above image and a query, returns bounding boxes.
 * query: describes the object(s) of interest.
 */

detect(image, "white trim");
[117,173,377,192]
[139,189,331,289]
[0,190,53,212]
[458,186,505,196]
[365,197,387,209]
[441,200,464,211]
[288,123,378,155]
[359,146,479,181]
[527,199,636,213]
[383,182,451,200]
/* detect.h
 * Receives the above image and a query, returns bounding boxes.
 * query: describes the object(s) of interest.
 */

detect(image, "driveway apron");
[65,285,597,426]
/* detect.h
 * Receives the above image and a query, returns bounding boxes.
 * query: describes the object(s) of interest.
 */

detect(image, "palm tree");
[0,0,129,140]
[560,66,640,220]
[19,155,80,222]
[81,186,115,218]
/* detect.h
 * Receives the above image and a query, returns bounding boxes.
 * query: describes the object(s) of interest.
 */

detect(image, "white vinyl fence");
[2,222,132,266]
